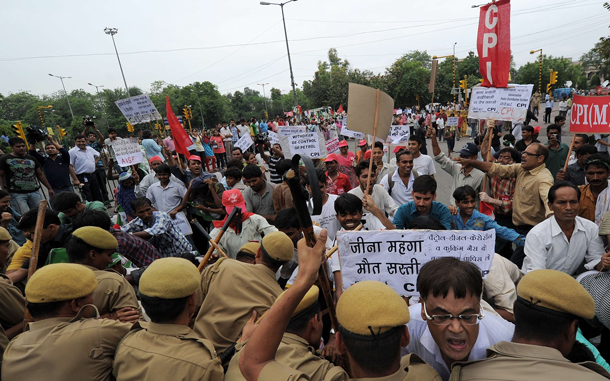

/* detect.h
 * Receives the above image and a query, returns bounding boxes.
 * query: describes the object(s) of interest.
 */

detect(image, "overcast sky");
[1,0,608,98]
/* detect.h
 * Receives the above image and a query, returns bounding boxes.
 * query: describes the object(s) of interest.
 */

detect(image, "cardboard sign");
[326,138,340,154]
[277,126,307,136]
[347,83,394,139]
[387,125,410,144]
[569,94,610,133]
[115,95,162,124]
[234,134,254,152]
[337,230,496,296]
[446,117,460,126]
[467,84,533,123]
[113,138,143,166]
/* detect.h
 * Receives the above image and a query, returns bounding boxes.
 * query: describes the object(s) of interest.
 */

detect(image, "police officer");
[113,257,224,380]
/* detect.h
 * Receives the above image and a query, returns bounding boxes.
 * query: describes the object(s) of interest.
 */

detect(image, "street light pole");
[260,1,298,112]
[88,83,110,129]
[530,49,543,111]
[48,74,74,119]
[258,83,269,117]
[453,42,457,104]
[190,85,206,129]
[104,27,130,97]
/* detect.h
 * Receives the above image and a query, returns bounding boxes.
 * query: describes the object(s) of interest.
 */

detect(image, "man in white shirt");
[219,121,234,161]
[348,160,397,230]
[404,257,515,381]
[146,164,187,216]
[69,134,103,202]
[139,156,183,195]
[523,181,610,276]
[544,98,554,124]
[595,134,610,156]
[408,136,436,177]
[380,149,417,206]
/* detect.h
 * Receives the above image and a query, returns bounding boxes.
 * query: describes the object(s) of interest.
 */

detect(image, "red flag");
[337,104,344,114]
[479,201,495,218]
[477,0,510,88]
[166,96,192,156]
[297,104,303,115]
[569,94,610,133]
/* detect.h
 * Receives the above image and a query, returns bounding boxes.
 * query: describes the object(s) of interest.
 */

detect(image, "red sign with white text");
[570,94,610,133]
[477,0,511,88]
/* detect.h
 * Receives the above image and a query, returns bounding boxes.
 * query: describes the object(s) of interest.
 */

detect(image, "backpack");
[387,169,419,196]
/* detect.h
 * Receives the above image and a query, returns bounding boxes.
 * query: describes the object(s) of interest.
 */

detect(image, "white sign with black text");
[468,84,534,123]
[234,134,254,152]
[115,95,162,124]
[113,138,143,166]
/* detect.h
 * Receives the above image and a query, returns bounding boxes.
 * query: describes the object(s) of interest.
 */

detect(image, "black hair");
[412,175,437,194]
[74,134,86,141]
[408,215,446,230]
[131,197,152,213]
[232,147,243,154]
[584,153,610,172]
[548,181,581,204]
[566,340,597,364]
[226,159,244,170]
[576,144,597,157]
[417,257,483,301]
[474,136,484,146]
[503,134,516,143]
[276,159,293,179]
[236,251,256,263]
[355,160,376,177]
[453,186,477,203]
[575,134,589,143]
[338,325,403,374]
[286,305,321,335]
[408,135,422,146]
[274,208,300,230]
[554,115,566,123]
[27,300,65,319]
[546,124,561,134]
[52,192,82,212]
[334,193,363,214]
[108,128,117,134]
[154,163,171,175]
[17,208,60,230]
[8,137,25,147]
[395,149,414,162]
[373,141,384,150]
[140,294,189,324]
[242,164,263,179]
[533,143,549,161]
[522,125,534,133]
[0,190,8,199]
[71,210,112,231]
[142,130,152,139]
[513,298,576,345]
[498,147,521,163]
[65,236,98,263]
[224,168,243,180]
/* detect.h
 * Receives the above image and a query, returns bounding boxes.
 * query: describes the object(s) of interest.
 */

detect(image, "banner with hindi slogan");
[569,94,610,133]
[387,125,410,144]
[234,134,254,152]
[277,126,307,137]
[467,84,533,123]
[337,230,496,297]
[477,0,511,88]
[115,94,162,124]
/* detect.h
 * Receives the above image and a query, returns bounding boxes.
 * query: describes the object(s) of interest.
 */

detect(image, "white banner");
[113,138,143,166]
[279,131,328,159]
[234,134,254,152]
[171,212,193,236]
[340,126,365,139]
[268,131,280,145]
[326,138,340,154]
[446,117,460,126]
[337,229,496,296]
[277,126,307,137]
[387,125,410,144]
[468,84,534,123]
[115,95,162,125]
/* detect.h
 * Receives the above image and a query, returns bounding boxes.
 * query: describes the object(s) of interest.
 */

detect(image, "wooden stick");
[208,238,228,258]
[365,89,381,196]
[326,224,363,259]
[481,120,496,193]
[563,134,577,172]
[23,200,49,329]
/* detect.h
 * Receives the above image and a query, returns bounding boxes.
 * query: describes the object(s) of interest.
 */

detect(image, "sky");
[1,0,608,98]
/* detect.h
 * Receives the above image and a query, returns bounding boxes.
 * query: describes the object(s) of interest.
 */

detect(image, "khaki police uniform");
[193,258,284,354]
[113,322,224,381]
[0,274,25,367]
[82,265,140,317]
[226,333,348,381]
[2,316,131,381]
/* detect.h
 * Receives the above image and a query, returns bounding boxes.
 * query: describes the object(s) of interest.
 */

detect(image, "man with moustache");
[393,175,452,230]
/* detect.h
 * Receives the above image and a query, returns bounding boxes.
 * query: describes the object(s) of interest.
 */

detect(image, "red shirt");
[326,171,352,195]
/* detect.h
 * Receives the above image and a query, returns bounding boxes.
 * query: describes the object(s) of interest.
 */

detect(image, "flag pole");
[563,134,577,172]
[365,89,381,195]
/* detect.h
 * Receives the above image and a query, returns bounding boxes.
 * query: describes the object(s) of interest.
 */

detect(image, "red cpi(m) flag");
[569,94,610,133]
[165,95,192,156]
[477,0,510,88]
[337,104,344,114]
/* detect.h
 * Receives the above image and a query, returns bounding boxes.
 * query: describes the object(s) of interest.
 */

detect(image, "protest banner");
[277,126,307,136]
[172,212,193,236]
[337,229,496,296]
[268,131,280,145]
[340,126,364,139]
[477,0,510,87]
[446,117,460,126]
[115,95,162,124]
[113,138,143,166]
[569,94,610,133]
[279,131,328,159]
[234,134,254,152]
[387,125,410,144]
[467,84,533,123]
[326,137,340,154]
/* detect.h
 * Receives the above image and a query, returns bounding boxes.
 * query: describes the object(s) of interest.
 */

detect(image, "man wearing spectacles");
[455,143,554,268]
[404,258,514,380]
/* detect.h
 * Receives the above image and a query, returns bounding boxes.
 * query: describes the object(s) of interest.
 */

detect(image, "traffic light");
[11,122,28,149]
[546,84,552,93]
[126,122,134,132]
[58,127,66,138]
[459,77,468,90]
[550,70,558,85]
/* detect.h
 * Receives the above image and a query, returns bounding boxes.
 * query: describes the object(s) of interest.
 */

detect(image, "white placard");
[234,134,254,152]
[468,84,534,123]
[113,138,144,166]
[326,138,340,154]
[115,95,162,124]
[279,131,328,159]
[171,212,193,236]
[278,126,306,136]
[387,125,411,144]
[340,126,365,139]
[337,229,496,296]
[446,117,460,126]
[268,131,280,145]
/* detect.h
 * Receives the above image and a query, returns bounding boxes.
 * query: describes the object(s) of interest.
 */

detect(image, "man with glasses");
[429,127,485,207]
[456,143,554,268]
[404,257,514,381]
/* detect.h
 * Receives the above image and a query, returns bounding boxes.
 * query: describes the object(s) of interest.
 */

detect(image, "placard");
[277,126,306,136]
[279,131,328,159]
[234,134,254,152]
[115,94,162,124]
[113,138,143,166]
[446,117,460,126]
[268,131,280,145]
[337,229,496,296]
[387,125,410,144]
[171,212,193,236]
[569,94,610,133]
[326,138,340,154]
[340,126,364,139]
[467,84,534,123]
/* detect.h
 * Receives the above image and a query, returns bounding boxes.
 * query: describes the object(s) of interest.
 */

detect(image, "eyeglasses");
[521,151,541,157]
[422,301,485,326]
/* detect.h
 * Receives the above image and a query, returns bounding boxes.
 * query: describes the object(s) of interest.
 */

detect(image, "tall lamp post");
[258,83,269,117]
[453,42,458,103]
[104,27,130,97]
[189,85,206,129]
[530,49,543,110]
[88,83,110,129]
[260,1,298,112]
[48,74,74,119]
